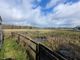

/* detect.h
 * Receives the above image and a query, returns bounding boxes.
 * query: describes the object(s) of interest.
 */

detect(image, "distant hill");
[2,24,38,29]
[2,24,74,30]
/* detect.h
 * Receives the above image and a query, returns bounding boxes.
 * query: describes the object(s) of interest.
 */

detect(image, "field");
[17,29,80,59]
[1,29,80,59]
[0,33,29,60]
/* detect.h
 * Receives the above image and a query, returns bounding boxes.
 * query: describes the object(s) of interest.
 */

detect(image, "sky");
[0,0,80,27]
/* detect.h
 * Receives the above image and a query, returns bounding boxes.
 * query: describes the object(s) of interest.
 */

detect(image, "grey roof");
[0,16,2,22]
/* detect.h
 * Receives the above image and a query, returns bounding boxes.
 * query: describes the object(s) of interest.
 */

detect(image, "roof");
[0,16,2,22]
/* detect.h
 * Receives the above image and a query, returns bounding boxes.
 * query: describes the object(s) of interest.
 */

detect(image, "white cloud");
[0,0,23,20]
[41,1,80,27]
[52,1,80,27]
[54,2,80,18]
[0,0,80,27]
[46,0,60,9]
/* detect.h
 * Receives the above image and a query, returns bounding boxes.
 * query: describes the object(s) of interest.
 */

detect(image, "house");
[74,26,80,31]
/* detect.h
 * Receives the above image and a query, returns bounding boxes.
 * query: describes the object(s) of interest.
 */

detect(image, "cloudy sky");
[0,0,80,27]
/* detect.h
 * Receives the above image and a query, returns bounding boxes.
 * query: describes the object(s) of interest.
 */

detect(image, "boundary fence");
[11,32,67,60]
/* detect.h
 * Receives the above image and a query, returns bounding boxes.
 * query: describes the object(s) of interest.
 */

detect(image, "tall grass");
[22,30,80,59]
[16,30,80,52]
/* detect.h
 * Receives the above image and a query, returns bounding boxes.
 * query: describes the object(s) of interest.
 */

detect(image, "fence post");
[18,34,20,41]
[0,32,4,51]
[36,44,39,60]
[2,32,4,45]
[11,32,14,38]
[16,34,20,44]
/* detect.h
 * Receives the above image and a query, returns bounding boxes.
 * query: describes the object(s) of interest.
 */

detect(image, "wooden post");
[36,44,39,60]
[2,33,4,45]
[18,34,20,41]
[11,32,13,37]
[17,34,20,44]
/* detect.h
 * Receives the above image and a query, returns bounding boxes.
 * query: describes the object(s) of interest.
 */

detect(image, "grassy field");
[25,30,80,50]
[24,29,80,59]
[3,29,54,32]
[0,34,29,60]
[1,29,80,59]
[5,29,80,49]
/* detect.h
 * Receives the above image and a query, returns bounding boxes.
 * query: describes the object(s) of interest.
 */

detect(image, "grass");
[22,29,80,59]
[1,29,80,59]
[3,29,54,32]
[21,30,80,51]
[0,35,29,60]
[42,30,80,50]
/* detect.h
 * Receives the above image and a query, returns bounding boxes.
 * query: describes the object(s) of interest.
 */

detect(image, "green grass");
[0,36,29,60]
